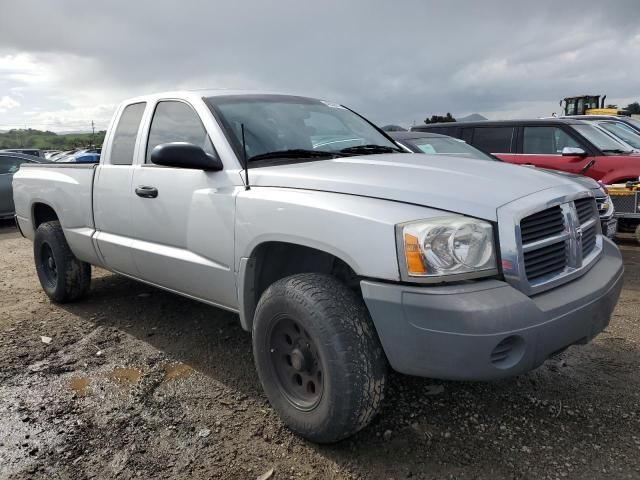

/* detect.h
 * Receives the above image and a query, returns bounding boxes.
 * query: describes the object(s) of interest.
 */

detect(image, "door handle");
[135,185,158,198]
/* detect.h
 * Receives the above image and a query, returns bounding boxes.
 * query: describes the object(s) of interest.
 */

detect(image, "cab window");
[0,156,28,174]
[522,127,581,154]
[146,101,216,163]
[472,127,514,153]
[110,102,146,165]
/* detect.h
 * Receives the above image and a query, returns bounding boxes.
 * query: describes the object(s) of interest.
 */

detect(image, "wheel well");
[32,203,59,229]
[241,242,359,331]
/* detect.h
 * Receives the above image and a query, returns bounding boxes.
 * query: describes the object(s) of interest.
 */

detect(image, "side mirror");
[561,146,587,156]
[150,142,223,171]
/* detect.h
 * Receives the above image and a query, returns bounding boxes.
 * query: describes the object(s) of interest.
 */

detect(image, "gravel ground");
[1,219,639,480]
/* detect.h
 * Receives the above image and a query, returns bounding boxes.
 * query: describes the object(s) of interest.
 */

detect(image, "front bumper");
[361,238,624,381]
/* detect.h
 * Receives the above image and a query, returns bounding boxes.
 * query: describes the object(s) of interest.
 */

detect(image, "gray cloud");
[0,0,639,130]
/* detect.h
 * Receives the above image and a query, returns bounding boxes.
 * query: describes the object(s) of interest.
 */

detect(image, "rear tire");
[635,224,640,245]
[34,221,91,303]
[252,273,387,443]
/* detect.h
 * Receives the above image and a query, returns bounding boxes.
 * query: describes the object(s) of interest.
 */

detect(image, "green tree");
[424,112,456,124]
[626,102,640,114]
[0,129,106,150]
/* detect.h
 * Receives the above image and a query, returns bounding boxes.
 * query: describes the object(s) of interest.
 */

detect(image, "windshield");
[573,124,632,154]
[623,117,640,131]
[206,95,400,162]
[408,136,496,160]
[597,122,640,149]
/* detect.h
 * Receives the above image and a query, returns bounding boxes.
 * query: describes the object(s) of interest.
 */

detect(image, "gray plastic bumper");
[361,238,624,381]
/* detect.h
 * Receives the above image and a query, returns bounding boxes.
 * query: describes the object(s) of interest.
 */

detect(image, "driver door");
[130,100,238,309]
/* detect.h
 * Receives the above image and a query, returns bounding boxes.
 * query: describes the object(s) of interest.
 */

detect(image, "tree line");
[0,128,106,150]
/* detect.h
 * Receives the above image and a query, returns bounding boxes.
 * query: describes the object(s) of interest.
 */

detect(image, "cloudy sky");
[1,0,639,132]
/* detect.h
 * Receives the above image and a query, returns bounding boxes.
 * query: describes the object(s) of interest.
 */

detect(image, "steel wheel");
[40,243,57,289]
[268,314,324,411]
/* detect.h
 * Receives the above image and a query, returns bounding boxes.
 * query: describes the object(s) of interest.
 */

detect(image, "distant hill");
[381,124,408,132]
[0,128,105,150]
[457,113,487,122]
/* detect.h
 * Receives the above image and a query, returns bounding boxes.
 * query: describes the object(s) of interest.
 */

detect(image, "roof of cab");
[411,118,594,130]
[119,89,315,105]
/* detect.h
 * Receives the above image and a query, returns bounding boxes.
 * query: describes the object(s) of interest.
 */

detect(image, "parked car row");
[412,118,640,185]
[0,152,49,220]
[0,148,101,163]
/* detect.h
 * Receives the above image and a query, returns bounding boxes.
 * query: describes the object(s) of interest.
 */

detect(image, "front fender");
[235,187,446,281]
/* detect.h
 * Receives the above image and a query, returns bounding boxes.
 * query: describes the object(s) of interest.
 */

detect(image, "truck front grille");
[519,197,600,286]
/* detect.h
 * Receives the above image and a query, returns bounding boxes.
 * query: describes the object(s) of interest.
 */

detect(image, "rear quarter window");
[110,102,146,165]
[0,157,27,174]
[471,127,514,153]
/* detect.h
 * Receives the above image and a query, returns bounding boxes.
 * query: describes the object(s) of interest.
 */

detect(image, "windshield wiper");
[338,144,402,155]
[248,149,342,162]
[601,148,631,154]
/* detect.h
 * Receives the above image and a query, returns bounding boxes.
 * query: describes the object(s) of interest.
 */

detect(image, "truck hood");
[538,168,601,190]
[249,154,588,221]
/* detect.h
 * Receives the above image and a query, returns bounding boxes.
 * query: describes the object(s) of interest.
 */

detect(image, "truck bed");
[13,163,100,265]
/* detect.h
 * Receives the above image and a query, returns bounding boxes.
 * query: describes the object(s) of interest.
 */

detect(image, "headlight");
[397,216,497,282]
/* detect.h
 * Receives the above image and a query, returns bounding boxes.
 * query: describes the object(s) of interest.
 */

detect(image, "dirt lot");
[1,220,639,480]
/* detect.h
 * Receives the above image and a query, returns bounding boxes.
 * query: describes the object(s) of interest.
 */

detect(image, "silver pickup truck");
[13,91,624,443]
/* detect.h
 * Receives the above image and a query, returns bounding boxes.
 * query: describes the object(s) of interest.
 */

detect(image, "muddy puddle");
[108,367,142,385]
[162,363,194,382]
[69,376,91,395]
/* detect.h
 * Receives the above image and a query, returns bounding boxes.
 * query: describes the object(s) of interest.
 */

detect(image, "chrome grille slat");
[521,213,564,229]
[520,206,564,244]
[522,222,565,242]
[524,244,566,280]
[575,197,595,224]
[521,232,569,252]
[524,241,566,261]
[582,225,597,256]
[525,246,567,273]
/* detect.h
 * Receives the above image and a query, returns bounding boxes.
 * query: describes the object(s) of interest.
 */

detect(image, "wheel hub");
[269,316,324,410]
[290,348,309,372]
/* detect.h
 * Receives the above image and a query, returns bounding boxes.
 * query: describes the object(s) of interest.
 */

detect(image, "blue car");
[56,152,100,163]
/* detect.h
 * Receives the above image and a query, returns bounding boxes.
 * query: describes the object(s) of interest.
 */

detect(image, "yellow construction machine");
[561,95,628,116]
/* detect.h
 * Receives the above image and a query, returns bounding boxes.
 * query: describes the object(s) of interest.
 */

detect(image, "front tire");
[252,273,387,443]
[34,221,91,303]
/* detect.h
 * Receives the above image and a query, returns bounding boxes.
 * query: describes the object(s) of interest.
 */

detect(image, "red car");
[412,118,640,184]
